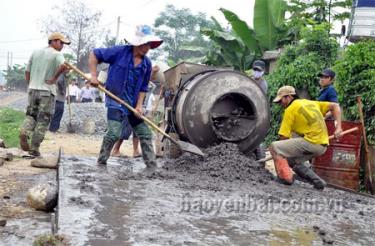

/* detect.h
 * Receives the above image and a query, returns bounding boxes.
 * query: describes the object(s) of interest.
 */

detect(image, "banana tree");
[202,0,287,72]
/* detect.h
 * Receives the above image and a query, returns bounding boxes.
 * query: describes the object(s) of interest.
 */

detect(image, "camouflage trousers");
[98,109,156,167]
[21,89,55,152]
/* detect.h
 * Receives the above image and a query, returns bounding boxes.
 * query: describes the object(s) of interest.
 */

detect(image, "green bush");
[265,24,339,145]
[0,108,25,148]
[334,40,375,145]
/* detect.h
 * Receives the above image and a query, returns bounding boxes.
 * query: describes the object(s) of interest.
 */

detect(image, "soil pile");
[163,143,274,182]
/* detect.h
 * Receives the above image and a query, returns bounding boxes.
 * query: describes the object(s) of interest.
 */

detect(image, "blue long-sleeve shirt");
[93,45,152,115]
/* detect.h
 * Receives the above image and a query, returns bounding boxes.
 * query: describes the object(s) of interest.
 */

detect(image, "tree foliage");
[202,0,287,72]
[3,64,27,90]
[284,0,352,42]
[152,4,215,64]
[265,24,339,144]
[334,40,375,144]
[39,0,107,70]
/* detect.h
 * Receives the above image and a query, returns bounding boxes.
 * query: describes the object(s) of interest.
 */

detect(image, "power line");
[0,38,44,44]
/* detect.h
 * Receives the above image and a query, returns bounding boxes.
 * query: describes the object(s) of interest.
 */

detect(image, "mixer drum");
[172,70,270,154]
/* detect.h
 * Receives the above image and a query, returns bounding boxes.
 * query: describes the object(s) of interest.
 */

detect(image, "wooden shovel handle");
[64,62,179,145]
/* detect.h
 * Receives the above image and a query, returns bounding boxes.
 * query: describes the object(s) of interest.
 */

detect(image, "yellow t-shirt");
[278,99,331,145]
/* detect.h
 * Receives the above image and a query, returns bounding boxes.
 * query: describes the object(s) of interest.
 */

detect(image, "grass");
[0,107,25,148]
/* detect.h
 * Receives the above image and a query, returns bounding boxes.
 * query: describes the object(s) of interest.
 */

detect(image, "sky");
[0,0,255,70]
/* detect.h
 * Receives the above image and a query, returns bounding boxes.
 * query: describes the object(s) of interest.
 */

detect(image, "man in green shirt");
[20,32,70,157]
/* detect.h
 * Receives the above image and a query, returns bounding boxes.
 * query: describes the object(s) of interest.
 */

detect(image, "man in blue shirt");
[318,68,338,103]
[88,25,162,168]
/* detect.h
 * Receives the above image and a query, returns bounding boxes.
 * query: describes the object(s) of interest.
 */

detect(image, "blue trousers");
[49,101,65,132]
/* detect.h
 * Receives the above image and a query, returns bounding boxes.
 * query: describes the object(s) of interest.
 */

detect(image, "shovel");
[66,82,75,133]
[64,62,205,157]
[256,126,360,163]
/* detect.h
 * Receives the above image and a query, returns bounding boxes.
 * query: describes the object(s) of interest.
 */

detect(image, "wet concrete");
[57,144,375,245]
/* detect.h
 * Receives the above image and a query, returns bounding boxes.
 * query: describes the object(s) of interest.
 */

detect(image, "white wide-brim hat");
[127,25,163,49]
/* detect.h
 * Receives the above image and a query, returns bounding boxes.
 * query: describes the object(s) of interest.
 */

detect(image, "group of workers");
[19,24,342,190]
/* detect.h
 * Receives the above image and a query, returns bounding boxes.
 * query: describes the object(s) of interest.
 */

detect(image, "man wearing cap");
[19,32,70,157]
[251,60,267,94]
[269,85,343,190]
[88,25,163,169]
[318,68,338,120]
[318,68,338,103]
[250,60,268,161]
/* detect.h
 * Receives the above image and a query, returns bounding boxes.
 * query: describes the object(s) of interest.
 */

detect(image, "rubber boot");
[274,158,294,185]
[97,137,116,165]
[133,122,157,171]
[293,164,326,190]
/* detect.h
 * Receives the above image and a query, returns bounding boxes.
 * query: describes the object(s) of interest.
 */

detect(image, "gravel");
[59,102,107,136]
[0,91,107,136]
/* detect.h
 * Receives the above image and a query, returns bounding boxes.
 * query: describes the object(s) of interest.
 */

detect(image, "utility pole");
[10,52,13,67]
[115,16,121,45]
[7,52,9,69]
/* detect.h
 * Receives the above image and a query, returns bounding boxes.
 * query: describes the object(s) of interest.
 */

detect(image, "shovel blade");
[66,123,76,133]
[177,140,205,157]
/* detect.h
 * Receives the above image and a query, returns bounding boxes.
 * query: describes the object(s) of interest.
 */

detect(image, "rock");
[0,218,6,227]
[0,158,4,166]
[0,148,13,161]
[26,182,58,211]
[322,237,334,244]
[31,154,58,169]
[1,147,30,158]
[83,120,96,134]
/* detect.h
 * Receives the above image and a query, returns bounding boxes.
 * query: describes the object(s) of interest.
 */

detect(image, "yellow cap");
[48,32,71,45]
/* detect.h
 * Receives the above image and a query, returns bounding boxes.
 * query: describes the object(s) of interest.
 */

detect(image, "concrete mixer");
[162,62,270,156]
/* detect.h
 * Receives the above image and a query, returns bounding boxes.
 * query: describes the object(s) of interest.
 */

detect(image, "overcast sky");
[0,0,255,70]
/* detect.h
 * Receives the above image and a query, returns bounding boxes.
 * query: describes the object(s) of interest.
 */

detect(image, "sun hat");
[48,32,71,45]
[127,25,163,49]
[273,85,296,103]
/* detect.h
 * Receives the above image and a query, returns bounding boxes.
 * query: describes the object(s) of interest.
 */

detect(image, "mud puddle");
[57,144,375,245]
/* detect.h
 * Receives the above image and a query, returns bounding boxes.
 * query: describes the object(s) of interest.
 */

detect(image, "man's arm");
[88,51,100,87]
[45,64,67,85]
[135,92,146,117]
[328,102,342,138]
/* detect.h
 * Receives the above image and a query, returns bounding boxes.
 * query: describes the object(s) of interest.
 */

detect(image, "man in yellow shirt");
[269,86,342,190]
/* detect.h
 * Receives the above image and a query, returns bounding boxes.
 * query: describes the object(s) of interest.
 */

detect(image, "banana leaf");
[253,0,287,50]
[219,8,261,56]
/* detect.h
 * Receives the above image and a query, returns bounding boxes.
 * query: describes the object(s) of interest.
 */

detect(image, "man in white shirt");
[80,81,95,102]
[68,80,81,103]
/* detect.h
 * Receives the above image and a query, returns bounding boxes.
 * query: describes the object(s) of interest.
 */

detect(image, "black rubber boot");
[293,163,326,190]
